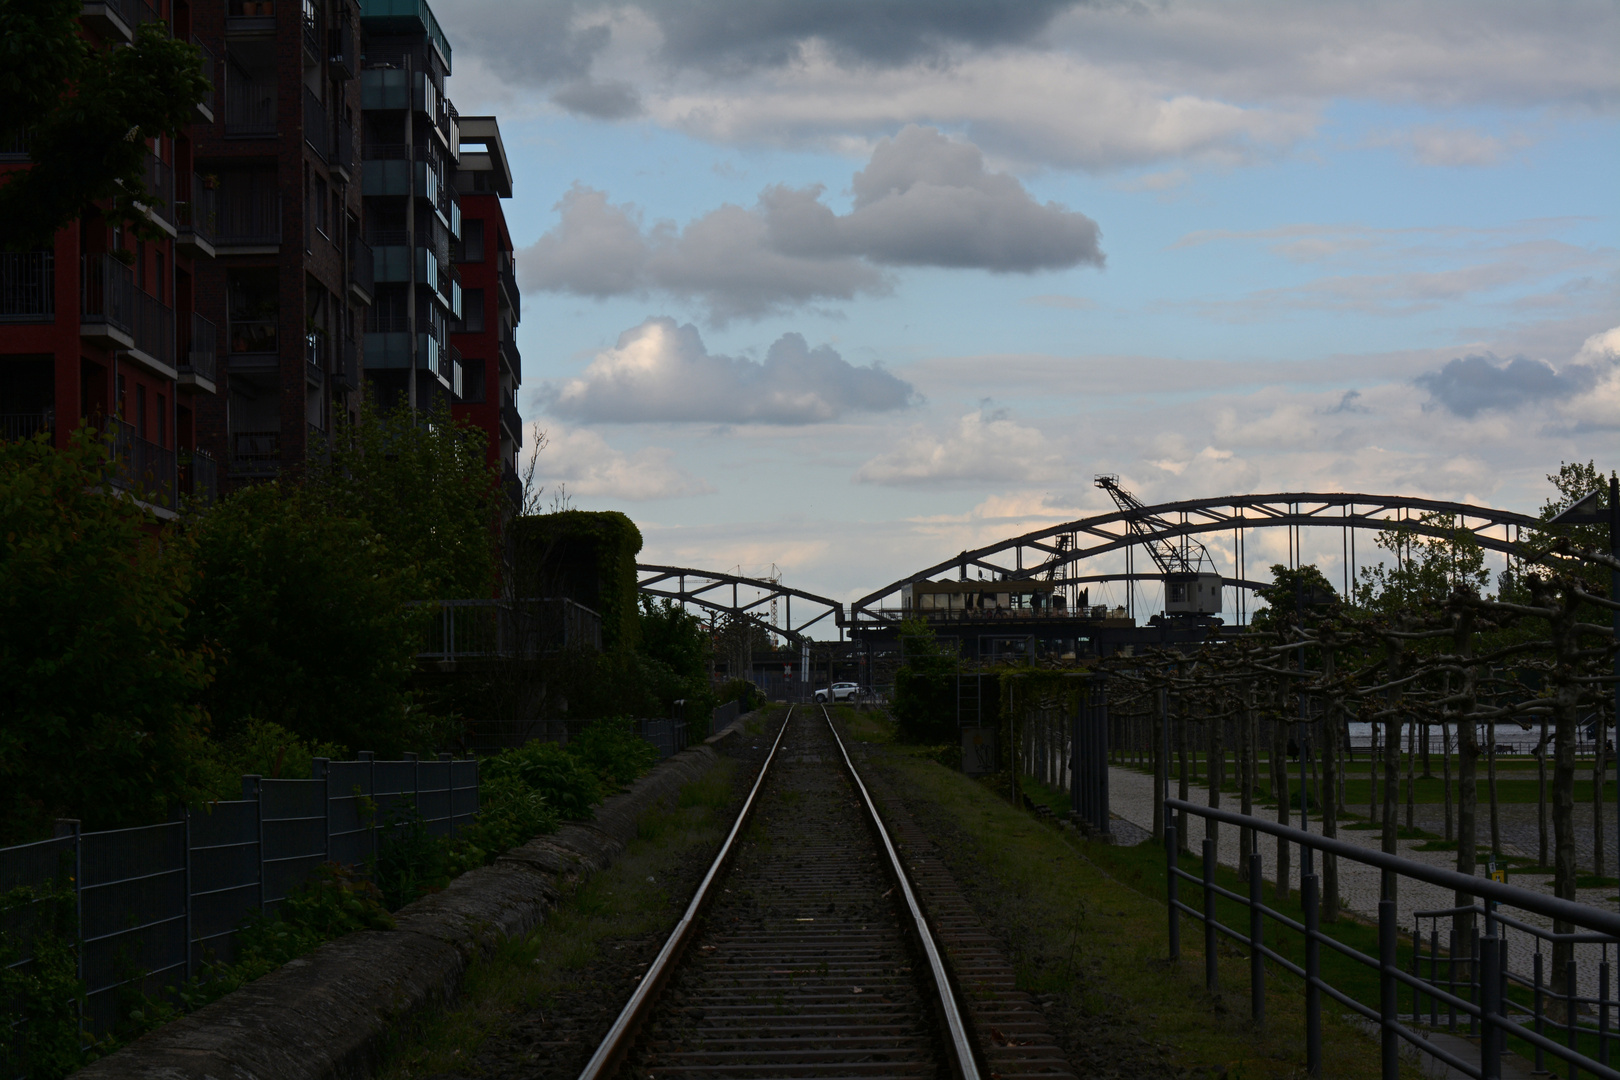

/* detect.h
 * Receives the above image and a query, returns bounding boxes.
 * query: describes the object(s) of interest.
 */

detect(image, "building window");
[459,288,484,332]
[460,357,485,403]
[457,219,484,263]
[228,268,279,354]
[313,173,329,238]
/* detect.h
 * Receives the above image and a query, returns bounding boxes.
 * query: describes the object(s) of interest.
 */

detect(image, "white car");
[814,682,861,703]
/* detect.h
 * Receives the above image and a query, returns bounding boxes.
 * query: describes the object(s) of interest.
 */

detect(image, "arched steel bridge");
[849,491,1539,625]
[636,565,843,645]
[638,493,1540,638]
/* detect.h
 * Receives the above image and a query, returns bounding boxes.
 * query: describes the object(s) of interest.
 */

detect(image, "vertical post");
[1471,927,1481,1038]
[1096,678,1111,837]
[1611,473,1618,918]
[1380,899,1400,1080]
[1481,934,1502,1080]
[313,757,330,862]
[1430,925,1440,1028]
[1535,950,1547,1075]
[1449,929,1459,1033]
[439,752,453,837]
[1602,956,1612,1069]
[1304,872,1322,1077]
[1167,818,1180,962]
[243,773,263,911]
[1569,960,1580,1080]
[358,750,376,863]
[1249,853,1265,1024]
[182,807,193,979]
[1203,838,1218,992]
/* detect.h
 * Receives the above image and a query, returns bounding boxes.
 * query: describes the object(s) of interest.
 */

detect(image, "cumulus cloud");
[531,425,714,500]
[520,127,1102,321]
[543,317,916,424]
[1372,125,1521,168]
[549,78,642,119]
[1416,353,1602,417]
[856,408,1065,486]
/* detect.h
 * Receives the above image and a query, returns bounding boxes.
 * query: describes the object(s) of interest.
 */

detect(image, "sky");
[432,0,1620,627]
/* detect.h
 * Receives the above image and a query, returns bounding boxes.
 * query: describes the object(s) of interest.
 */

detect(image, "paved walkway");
[1108,765,1620,1006]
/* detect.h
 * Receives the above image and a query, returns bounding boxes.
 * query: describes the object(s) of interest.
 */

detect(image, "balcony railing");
[501,393,522,447]
[192,37,217,114]
[1,127,29,160]
[228,316,277,357]
[2,413,54,442]
[216,179,280,245]
[81,253,134,334]
[0,251,54,322]
[336,336,358,390]
[301,0,320,58]
[224,75,276,135]
[184,312,217,382]
[365,311,411,333]
[498,259,519,321]
[305,330,327,385]
[179,448,218,505]
[132,290,175,367]
[111,419,177,511]
[231,429,279,470]
[176,174,217,247]
[141,152,175,225]
[350,235,374,298]
[332,118,353,176]
[302,85,328,160]
[497,337,520,382]
[226,0,276,32]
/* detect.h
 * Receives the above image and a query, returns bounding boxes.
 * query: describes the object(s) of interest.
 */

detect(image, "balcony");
[230,429,279,475]
[360,142,409,196]
[181,312,218,392]
[497,337,520,383]
[226,0,276,35]
[179,448,218,505]
[364,312,412,368]
[498,258,520,322]
[445,342,462,398]
[81,0,137,42]
[225,74,276,136]
[139,152,176,232]
[216,178,280,249]
[349,236,374,303]
[329,23,356,80]
[176,174,216,258]
[80,254,135,348]
[360,0,452,73]
[336,336,358,390]
[501,392,522,447]
[303,85,328,161]
[0,128,26,161]
[128,290,176,376]
[2,413,54,442]
[192,36,217,122]
[111,419,177,514]
[305,331,327,387]
[0,251,54,322]
[301,0,321,61]
[359,60,410,111]
[227,317,278,371]
[331,119,354,182]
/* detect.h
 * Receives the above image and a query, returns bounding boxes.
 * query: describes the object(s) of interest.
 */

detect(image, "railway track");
[578,705,981,1080]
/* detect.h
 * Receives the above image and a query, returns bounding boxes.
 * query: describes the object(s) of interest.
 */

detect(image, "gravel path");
[1108,766,1620,1004]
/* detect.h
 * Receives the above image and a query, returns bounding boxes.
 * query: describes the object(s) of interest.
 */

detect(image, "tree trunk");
[1240,683,1255,862]
[1539,718,1549,868]
[1422,720,1433,778]
[1177,694,1190,852]
[1369,712,1380,823]
[1322,647,1340,922]
[1593,713,1607,881]
[1381,635,1404,902]
[1442,715,1453,842]
[1152,688,1166,843]
[1488,721,1501,858]
[1451,608,1480,957]
[1405,711,1417,830]
[1206,703,1221,848]
[1272,701,1291,903]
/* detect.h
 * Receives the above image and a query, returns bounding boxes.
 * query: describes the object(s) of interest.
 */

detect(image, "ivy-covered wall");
[510,511,644,652]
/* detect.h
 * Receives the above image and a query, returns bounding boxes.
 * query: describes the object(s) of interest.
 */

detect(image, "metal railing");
[216,177,280,244]
[0,251,53,321]
[0,126,27,159]
[192,36,216,113]
[80,253,133,334]
[179,448,218,504]
[350,235,374,296]
[184,312,217,382]
[498,337,520,382]
[302,85,328,160]
[109,419,176,510]
[418,598,604,661]
[332,117,353,175]
[499,258,520,321]
[224,75,276,136]
[300,0,320,57]
[1164,798,1620,1080]
[362,141,408,161]
[132,289,175,366]
[231,429,279,468]
[176,173,217,246]
[501,394,522,446]
[141,152,175,224]
[1,413,53,442]
[336,336,358,390]
[0,753,478,1040]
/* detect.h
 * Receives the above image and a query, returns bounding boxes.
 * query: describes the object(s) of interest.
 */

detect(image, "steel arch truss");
[850,492,1539,624]
[637,565,845,644]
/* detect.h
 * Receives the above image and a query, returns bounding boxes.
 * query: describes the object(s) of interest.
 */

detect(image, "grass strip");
[375,759,740,1080]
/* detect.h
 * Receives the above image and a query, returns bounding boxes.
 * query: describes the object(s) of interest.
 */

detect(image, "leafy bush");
[371,798,449,911]
[445,773,560,877]
[0,884,85,1080]
[571,718,657,791]
[481,739,602,821]
[717,678,764,713]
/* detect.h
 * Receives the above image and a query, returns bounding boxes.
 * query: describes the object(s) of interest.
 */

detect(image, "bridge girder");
[636,564,844,645]
[851,491,1538,624]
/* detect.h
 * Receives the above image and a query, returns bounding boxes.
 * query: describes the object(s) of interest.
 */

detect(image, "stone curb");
[72,743,724,1080]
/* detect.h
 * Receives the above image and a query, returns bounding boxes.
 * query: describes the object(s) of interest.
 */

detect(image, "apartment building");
[0,0,221,514]
[450,116,521,491]
[2,0,517,503]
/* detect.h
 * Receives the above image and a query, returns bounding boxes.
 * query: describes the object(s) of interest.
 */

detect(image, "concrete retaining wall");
[73,741,730,1080]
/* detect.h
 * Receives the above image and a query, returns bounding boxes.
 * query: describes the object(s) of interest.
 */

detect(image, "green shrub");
[571,718,657,791]
[481,740,601,821]
[716,677,763,713]
[0,884,86,1080]
[445,773,559,877]
[371,798,448,911]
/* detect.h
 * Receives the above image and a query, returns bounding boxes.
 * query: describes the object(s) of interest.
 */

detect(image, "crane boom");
[1094,475,1215,575]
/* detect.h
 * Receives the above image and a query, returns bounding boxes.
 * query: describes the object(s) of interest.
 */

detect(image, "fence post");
[1569,959,1580,1080]
[1481,934,1502,1080]
[313,757,330,863]
[1249,852,1265,1024]
[439,753,453,837]
[182,807,193,978]
[1166,818,1179,962]
[55,819,84,998]
[1601,956,1611,1069]
[358,751,375,863]
[1535,950,1546,1074]
[1304,872,1321,1077]
[1380,899,1399,1080]
[1203,838,1218,992]
[243,774,263,911]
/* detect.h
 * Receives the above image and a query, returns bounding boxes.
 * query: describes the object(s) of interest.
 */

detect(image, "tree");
[313,400,499,602]
[184,482,428,754]
[638,597,714,715]
[0,430,211,842]
[0,0,208,249]
[891,619,961,743]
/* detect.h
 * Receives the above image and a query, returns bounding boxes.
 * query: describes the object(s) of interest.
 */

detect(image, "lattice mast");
[1093,475,1216,574]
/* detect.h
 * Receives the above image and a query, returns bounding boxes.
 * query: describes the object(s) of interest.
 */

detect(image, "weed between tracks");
[850,716,1420,1080]
[374,759,741,1080]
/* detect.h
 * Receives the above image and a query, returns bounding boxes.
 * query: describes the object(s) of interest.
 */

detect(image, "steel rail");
[822,704,983,1080]
[575,706,793,1080]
